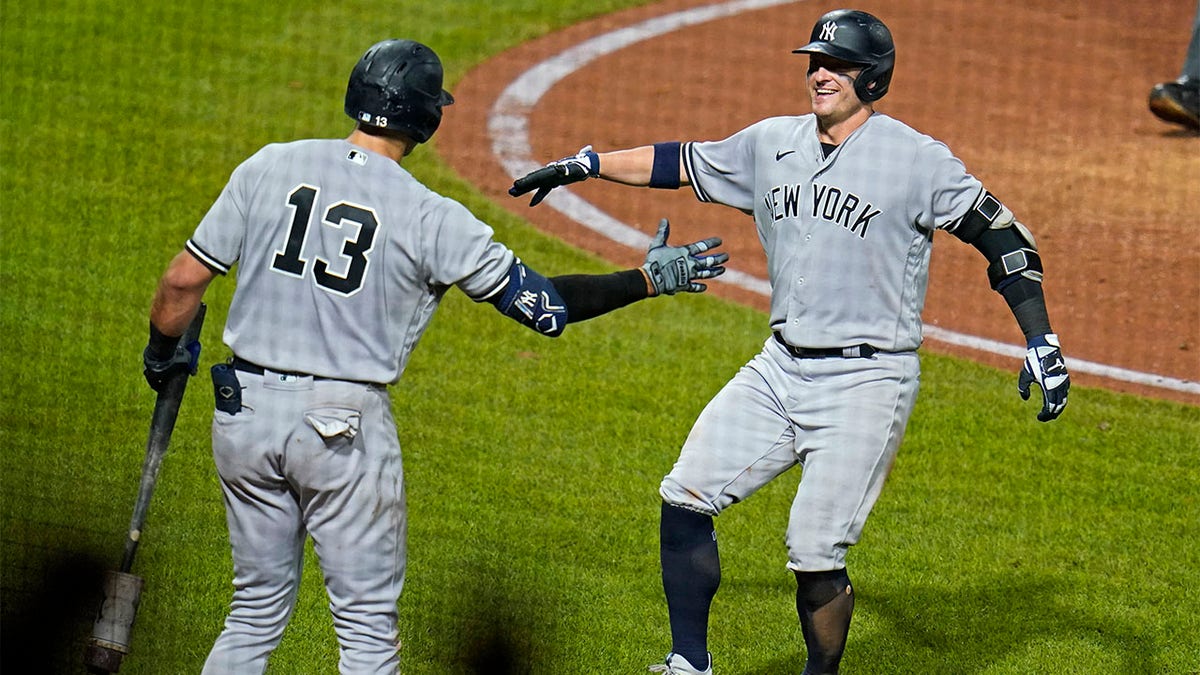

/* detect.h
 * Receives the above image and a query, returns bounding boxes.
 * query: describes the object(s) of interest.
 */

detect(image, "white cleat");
[648,652,713,675]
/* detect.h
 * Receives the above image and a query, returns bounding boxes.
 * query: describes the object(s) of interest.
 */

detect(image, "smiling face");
[806,53,873,139]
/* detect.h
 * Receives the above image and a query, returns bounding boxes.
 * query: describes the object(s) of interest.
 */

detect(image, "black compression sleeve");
[550,269,649,323]
[999,277,1052,340]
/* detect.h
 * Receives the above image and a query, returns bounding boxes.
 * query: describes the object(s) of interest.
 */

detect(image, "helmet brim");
[792,42,872,66]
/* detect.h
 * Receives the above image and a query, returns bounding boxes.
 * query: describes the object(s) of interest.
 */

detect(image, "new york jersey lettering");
[763,182,881,238]
[811,183,880,239]
[764,184,805,222]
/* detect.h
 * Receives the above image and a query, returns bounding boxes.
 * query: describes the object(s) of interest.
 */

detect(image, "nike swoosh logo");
[775,150,796,161]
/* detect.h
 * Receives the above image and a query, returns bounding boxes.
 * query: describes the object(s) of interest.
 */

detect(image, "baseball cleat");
[648,652,713,675]
[1148,77,1200,131]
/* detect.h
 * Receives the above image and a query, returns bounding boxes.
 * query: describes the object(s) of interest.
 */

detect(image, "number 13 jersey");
[187,139,515,384]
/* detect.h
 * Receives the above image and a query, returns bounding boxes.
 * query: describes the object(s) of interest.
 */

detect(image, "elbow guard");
[482,260,567,337]
[987,244,1043,290]
[952,189,1044,290]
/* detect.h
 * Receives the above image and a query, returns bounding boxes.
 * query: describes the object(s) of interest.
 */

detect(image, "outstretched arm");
[481,219,726,335]
[594,145,690,187]
[509,143,688,206]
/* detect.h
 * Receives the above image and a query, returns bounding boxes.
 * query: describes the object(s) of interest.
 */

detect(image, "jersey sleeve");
[421,194,515,298]
[186,157,254,274]
[911,137,983,231]
[682,122,763,212]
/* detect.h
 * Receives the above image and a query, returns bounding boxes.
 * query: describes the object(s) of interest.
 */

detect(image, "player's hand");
[143,340,201,393]
[642,218,728,296]
[508,145,600,206]
[1017,333,1069,422]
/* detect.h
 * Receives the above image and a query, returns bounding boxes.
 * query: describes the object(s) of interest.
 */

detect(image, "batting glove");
[142,340,201,393]
[508,145,600,206]
[642,218,728,295]
[1018,333,1070,422]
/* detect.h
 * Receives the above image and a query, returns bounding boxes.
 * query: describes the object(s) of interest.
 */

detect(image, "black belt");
[773,332,877,359]
[231,357,374,385]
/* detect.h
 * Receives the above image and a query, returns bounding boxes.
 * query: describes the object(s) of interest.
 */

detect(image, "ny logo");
[820,21,838,41]
[515,290,538,319]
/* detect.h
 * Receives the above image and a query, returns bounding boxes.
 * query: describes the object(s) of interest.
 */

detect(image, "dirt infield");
[440,0,1200,405]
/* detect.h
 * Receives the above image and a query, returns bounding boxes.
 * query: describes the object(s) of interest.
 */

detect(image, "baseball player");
[141,38,727,673]
[509,9,1070,674]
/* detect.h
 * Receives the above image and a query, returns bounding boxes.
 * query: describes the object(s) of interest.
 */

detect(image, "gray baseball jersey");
[187,138,514,383]
[662,112,982,571]
[683,112,981,352]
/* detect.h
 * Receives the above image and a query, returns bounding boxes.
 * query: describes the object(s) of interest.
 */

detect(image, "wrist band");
[147,321,181,361]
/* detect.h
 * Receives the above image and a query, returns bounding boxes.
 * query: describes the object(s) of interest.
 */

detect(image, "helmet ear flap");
[854,56,893,102]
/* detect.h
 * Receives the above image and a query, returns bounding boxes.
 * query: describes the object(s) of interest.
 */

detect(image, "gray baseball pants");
[660,336,920,571]
[202,371,405,674]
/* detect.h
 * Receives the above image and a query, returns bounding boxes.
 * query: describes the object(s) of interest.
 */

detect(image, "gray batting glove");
[508,145,600,206]
[1017,333,1070,422]
[642,218,728,295]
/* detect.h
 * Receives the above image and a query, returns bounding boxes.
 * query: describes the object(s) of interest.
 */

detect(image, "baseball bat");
[84,303,207,673]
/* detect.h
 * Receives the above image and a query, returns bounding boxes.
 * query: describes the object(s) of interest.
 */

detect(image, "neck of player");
[346,128,415,164]
[816,105,873,145]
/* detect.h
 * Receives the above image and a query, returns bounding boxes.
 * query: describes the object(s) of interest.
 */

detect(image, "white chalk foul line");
[486,0,1199,397]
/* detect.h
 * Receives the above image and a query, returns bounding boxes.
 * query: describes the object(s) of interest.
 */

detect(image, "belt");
[231,357,374,385]
[772,332,877,359]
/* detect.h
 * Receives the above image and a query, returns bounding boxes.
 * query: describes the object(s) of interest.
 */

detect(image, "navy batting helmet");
[793,9,895,102]
[344,39,455,144]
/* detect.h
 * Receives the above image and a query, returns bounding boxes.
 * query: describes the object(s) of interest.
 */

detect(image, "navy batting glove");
[1017,333,1069,422]
[509,145,600,206]
[143,340,201,393]
[642,218,728,295]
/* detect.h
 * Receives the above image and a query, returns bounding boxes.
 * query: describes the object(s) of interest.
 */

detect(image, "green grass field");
[2,1,1198,673]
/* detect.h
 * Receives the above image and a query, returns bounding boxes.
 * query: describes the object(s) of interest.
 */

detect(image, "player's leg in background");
[1148,2,1200,129]
[1184,4,1199,81]
[1185,2,1195,79]
[783,351,920,674]
[294,382,406,673]
[658,341,801,670]
[203,373,307,673]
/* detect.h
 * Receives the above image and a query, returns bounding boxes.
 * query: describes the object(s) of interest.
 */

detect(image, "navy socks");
[795,568,854,675]
[660,502,719,669]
